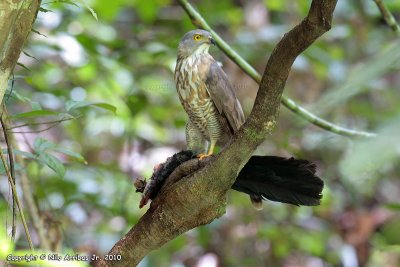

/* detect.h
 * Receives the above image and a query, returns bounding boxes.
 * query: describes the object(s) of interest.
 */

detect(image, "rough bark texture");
[97,1,337,266]
[0,0,41,103]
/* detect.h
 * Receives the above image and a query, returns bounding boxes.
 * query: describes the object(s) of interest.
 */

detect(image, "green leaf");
[11,110,59,119]
[53,147,87,164]
[31,28,48,38]
[78,0,98,21]
[16,62,30,71]
[34,138,56,153]
[23,51,38,60]
[39,153,66,177]
[53,0,80,8]
[92,103,117,113]
[39,7,52,13]
[66,100,117,113]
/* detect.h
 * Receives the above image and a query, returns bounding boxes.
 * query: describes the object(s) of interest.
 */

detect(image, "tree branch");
[98,1,337,266]
[178,0,376,138]
[373,0,400,36]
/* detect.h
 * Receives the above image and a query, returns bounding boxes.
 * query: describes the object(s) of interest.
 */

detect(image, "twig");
[373,0,400,35]
[2,107,51,250]
[18,163,52,250]
[0,139,34,251]
[11,123,67,134]
[177,0,376,138]
[9,115,79,134]
[8,115,78,130]
[0,115,16,242]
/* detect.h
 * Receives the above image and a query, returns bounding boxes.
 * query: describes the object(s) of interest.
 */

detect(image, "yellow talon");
[197,152,213,160]
[197,142,216,160]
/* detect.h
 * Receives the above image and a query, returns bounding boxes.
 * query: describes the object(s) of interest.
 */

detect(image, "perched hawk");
[174,29,244,159]
[174,30,323,210]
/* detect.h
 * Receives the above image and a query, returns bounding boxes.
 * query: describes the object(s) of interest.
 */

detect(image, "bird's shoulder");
[202,55,245,131]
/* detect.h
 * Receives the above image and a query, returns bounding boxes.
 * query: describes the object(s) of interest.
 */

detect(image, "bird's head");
[178,29,216,58]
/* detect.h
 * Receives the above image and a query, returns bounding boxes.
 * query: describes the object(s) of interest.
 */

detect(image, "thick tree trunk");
[0,0,41,103]
[96,1,338,266]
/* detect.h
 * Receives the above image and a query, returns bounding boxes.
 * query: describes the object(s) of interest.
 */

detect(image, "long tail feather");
[232,156,324,206]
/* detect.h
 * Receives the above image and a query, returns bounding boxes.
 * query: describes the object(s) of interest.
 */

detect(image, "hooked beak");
[209,36,216,46]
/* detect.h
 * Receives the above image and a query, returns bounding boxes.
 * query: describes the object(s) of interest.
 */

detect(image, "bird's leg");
[186,121,205,154]
[197,141,216,160]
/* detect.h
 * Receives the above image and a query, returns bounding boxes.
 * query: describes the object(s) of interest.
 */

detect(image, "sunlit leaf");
[78,0,98,21]
[44,0,80,7]
[92,103,117,113]
[90,0,124,21]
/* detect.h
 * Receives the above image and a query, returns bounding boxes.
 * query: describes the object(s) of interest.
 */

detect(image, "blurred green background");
[1,0,400,266]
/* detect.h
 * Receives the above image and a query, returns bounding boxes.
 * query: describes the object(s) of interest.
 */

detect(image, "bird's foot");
[197,152,213,160]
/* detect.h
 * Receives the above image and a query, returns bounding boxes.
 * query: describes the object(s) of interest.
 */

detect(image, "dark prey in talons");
[137,151,323,208]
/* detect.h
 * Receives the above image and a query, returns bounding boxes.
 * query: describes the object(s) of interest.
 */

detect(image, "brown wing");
[205,61,245,133]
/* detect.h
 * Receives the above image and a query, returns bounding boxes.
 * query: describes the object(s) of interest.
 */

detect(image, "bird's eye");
[193,34,201,41]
